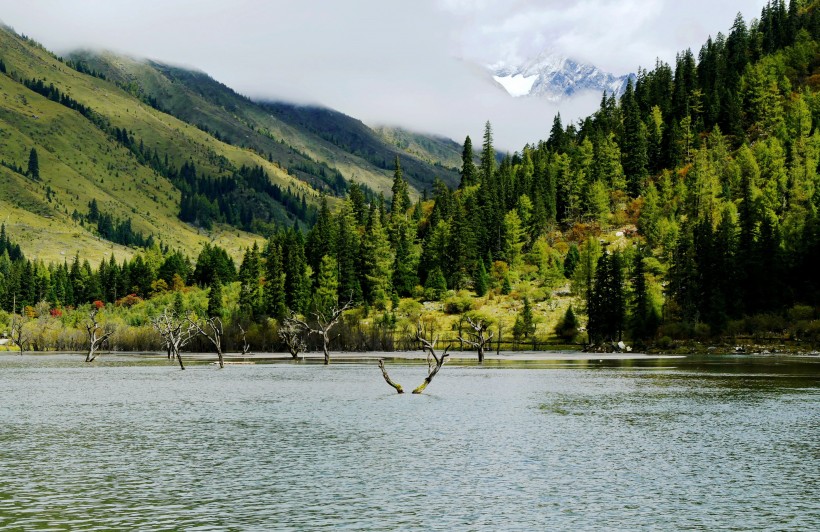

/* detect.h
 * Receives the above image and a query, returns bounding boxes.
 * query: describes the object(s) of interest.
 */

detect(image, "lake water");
[0,354,818,530]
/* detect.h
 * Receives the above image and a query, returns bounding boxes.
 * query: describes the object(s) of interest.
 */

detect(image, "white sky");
[0,0,769,149]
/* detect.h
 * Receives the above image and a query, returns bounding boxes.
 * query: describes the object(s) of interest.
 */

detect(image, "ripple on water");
[0,357,818,530]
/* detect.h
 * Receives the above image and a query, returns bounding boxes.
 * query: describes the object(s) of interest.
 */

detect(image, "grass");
[0,29,280,260]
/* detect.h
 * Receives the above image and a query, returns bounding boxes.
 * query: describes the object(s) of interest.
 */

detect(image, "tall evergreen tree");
[459,135,477,188]
[27,148,40,180]
[480,121,495,184]
[390,156,411,216]
[263,237,287,320]
[207,277,223,318]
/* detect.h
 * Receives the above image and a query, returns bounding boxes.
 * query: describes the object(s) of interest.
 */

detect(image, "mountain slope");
[68,51,462,195]
[491,52,633,101]
[0,27,310,262]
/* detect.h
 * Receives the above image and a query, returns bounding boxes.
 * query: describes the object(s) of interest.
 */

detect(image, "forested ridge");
[3,1,820,354]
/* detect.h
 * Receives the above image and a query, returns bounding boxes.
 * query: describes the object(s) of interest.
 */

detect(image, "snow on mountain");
[490,52,634,101]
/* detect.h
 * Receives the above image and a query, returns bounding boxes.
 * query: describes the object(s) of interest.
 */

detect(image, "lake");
[0,353,818,530]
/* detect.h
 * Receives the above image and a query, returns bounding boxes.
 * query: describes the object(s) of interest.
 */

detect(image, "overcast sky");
[0,0,769,149]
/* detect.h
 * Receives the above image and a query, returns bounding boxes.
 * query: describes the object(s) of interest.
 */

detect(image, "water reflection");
[0,355,817,529]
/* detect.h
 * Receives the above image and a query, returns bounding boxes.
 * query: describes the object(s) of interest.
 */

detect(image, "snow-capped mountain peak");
[490,52,634,101]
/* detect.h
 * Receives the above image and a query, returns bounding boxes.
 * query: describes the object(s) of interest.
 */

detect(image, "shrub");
[444,296,472,315]
[555,306,579,341]
[657,335,674,349]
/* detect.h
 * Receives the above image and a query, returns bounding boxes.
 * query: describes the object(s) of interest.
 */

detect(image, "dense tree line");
[74,199,154,249]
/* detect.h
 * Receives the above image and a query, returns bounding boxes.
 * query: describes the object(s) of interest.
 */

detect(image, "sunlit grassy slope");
[69,51,463,197]
[0,28,323,261]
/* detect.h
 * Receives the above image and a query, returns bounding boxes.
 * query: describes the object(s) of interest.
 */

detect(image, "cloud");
[0,0,770,150]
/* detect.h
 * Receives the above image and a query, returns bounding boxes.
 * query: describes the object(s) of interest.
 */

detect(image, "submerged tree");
[8,308,32,355]
[192,316,225,368]
[84,307,115,362]
[457,313,495,363]
[278,316,307,359]
[289,297,353,364]
[377,323,451,395]
[151,308,197,370]
[411,326,451,394]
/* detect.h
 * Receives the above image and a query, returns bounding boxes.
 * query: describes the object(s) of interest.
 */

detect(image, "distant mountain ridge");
[490,52,634,101]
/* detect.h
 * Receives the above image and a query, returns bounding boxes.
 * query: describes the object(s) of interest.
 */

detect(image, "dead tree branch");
[412,325,450,394]
[193,316,225,368]
[237,324,252,355]
[292,298,353,365]
[378,359,404,394]
[278,316,307,358]
[457,315,495,364]
[150,308,198,370]
[85,308,115,362]
[8,310,31,356]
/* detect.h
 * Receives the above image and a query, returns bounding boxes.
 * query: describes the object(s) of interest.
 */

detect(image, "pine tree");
[480,121,495,184]
[27,148,40,180]
[263,237,287,320]
[424,267,447,301]
[390,156,411,216]
[173,291,185,316]
[629,247,649,339]
[459,135,477,188]
[473,260,489,297]
[207,277,223,318]
[238,242,262,318]
[563,244,580,279]
[360,209,393,309]
[306,196,334,277]
[313,255,339,315]
[391,229,417,297]
[283,228,309,314]
[335,202,362,303]
[556,306,579,341]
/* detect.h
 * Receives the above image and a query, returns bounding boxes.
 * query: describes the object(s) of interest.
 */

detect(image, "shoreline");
[0,350,691,363]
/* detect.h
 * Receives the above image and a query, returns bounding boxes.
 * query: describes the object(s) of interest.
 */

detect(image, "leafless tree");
[193,316,225,368]
[377,323,450,395]
[150,308,198,370]
[457,314,495,363]
[378,359,404,394]
[237,324,252,355]
[278,316,306,358]
[8,310,31,355]
[85,308,116,362]
[412,327,450,394]
[289,298,353,365]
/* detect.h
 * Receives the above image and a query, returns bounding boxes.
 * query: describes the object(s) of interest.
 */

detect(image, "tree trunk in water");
[477,345,484,364]
[412,360,445,394]
[176,349,186,370]
[323,334,330,365]
[216,348,223,369]
[86,347,96,362]
[378,359,404,394]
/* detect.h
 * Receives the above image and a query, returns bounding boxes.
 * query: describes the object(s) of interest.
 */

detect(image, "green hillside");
[68,51,462,196]
[0,26,333,261]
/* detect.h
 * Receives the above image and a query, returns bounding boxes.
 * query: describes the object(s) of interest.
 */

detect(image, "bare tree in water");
[193,316,225,368]
[237,324,252,355]
[8,309,32,355]
[378,323,450,395]
[85,308,116,362]
[457,313,494,364]
[289,298,353,364]
[151,308,198,370]
[278,315,306,359]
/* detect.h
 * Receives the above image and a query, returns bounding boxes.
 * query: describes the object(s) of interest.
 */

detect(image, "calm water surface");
[0,354,818,530]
